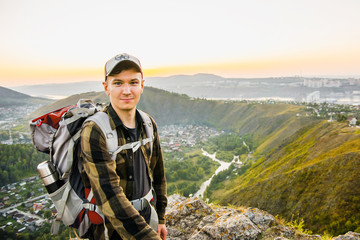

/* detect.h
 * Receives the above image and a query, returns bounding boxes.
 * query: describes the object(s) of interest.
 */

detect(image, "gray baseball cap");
[104,53,143,78]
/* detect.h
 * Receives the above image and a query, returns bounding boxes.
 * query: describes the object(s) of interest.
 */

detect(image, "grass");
[206,120,360,236]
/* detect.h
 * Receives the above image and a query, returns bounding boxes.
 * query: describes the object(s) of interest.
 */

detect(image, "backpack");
[30,99,154,236]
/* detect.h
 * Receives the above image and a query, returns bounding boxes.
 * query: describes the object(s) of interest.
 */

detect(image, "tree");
[336,113,347,122]
[44,210,52,219]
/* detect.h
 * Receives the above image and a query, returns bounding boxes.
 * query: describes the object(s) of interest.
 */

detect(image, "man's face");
[103,69,144,114]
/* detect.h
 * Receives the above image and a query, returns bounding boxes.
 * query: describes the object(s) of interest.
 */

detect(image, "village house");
[32,203,44,213]
[14,213,25,224]
[51,208,57,217]
[348,117,357,126]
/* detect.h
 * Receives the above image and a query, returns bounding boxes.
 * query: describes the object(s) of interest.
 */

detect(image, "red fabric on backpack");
[85,188,103,224]
[31,104,76,129]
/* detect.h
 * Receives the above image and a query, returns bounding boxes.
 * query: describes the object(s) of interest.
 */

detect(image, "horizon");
[4,73,360,106]
[3,73,360,89]
[1,1,360,88]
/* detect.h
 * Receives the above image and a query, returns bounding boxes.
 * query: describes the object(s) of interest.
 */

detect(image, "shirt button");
[129,175,133,180]
[127,137,130,141]
[129,156,133,159]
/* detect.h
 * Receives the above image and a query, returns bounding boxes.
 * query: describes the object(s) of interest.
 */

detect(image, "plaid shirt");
[80,105,167,240]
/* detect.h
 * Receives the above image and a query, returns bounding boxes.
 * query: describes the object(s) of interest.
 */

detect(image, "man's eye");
[131,81,139,85]
[114,82,122,85]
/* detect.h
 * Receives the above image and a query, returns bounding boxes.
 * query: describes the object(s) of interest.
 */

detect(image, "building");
[348,117,357,127]
[305,91,320,103]
[32,203,44,212]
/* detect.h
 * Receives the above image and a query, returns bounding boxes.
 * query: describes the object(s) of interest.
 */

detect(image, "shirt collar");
[106,104,144,130]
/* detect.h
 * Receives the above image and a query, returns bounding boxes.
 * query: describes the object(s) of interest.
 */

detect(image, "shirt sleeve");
[149,118,168,224]
[80,121,161,240]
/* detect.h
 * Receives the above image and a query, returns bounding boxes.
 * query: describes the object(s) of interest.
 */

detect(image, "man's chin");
[118,107,137,112]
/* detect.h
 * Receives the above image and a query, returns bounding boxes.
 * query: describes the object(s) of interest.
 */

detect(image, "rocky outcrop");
[165,195,359,240]
[332,232,360,240]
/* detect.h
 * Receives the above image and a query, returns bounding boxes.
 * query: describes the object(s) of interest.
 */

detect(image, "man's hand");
[157,224,167,240]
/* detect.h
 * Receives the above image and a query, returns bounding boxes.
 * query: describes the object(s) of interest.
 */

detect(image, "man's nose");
[123,84,131,94]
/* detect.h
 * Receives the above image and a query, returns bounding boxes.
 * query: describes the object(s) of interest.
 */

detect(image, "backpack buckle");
[83,202,96,212]
[131,141,141,152]
[130,198,144,211]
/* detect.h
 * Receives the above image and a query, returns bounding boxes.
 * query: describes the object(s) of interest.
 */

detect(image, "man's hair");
[106,61,142,80]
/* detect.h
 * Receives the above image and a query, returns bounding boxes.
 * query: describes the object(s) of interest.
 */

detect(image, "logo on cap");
[115,54,130,61]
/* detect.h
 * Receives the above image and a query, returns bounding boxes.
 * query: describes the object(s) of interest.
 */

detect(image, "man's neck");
[116,108,137,129]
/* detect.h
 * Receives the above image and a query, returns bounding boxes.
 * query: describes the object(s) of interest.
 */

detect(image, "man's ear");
[140,79,145,94]
[103,81,110,96]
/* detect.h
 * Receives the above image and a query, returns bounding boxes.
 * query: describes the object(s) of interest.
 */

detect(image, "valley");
[0,86,359,237]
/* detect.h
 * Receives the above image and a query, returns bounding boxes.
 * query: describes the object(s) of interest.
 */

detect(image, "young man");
[80,53,167,240]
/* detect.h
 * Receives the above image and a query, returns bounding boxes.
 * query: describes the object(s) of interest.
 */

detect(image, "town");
[159,124,223,153]
[0,104,42,145]
[0,176,50,235]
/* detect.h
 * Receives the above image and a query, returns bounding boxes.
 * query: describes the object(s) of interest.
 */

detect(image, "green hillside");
[139,87,312,146]
[0,86,53,107]
[30,87,310,145]
[206,121,360,235]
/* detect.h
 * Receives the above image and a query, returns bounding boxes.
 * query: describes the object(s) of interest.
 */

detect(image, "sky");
[0,0,360,87]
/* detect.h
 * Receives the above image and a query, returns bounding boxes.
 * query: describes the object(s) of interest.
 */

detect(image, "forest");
[0,144,48,185]
[0,220,71,240]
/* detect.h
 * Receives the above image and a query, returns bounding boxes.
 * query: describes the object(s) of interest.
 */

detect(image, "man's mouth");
[121,98,133,102]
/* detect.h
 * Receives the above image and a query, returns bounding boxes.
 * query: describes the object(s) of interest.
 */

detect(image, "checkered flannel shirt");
[80,105,167,240]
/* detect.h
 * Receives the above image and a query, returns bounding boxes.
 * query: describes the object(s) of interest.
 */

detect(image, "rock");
[167,227,183,240]
[166,197,213,239]
[188,230,213,240]
[243,207,275,230]
[269,225,296,239]
[197,214,217,229]
[164,195,357,240]
[332,231,360,240]
[273,237,290,240]
[166,194,187,210]
[193,213,262,240]
[263,225,322,240]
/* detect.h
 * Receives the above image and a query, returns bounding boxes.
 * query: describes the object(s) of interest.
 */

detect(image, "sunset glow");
[0,0,359,87]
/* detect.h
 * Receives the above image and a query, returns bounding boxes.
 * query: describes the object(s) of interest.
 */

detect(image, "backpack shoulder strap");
[84,112,118,160]
[137,109,154,156]
[84,110,155,160]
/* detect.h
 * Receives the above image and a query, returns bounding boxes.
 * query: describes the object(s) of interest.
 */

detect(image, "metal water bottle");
[37,161,64,194]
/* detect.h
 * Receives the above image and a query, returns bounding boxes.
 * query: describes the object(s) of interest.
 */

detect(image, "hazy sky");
[1,0,360,87]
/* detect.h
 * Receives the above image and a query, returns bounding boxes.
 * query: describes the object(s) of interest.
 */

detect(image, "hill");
[206,120,360,236]
[28,87,311,148]
[11,81,103,99]
[0,86,55,144]
[0,86,53,107]
[10,74,304,100]
[11,74,360,105]
[0,86,30,99]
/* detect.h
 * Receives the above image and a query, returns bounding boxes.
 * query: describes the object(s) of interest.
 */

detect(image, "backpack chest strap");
[85,111,154,161]
[110,137,153,159]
